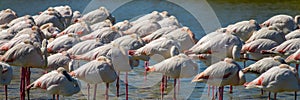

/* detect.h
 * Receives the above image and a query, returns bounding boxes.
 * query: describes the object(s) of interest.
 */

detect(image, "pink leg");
[229,85,233,93]
[177,79,180,92]
[26,68,31,100]
[173,79,177,100]
[218,86,224,100]
[161,76,165,99]
[208,85,210,96]
[106,83,109,100]
[4,85,7,100]
[144,61,149,81]
[268,92,271,100]
[212,86,215,100]
[56,94,59,100]
[93,84,97,100]
[87,84,90,100]
[20,67,25,100]
[125,72,128,100]
[116,71,120,97]
[164,76,167,90]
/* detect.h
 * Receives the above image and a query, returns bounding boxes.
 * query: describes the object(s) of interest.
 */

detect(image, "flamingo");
[0,39,48,100]
[244,64,300,100]
[0,9,17,25]
[56,21,92,37]
[124,19,161,37]
[40,23,61,39]
[80,26,122,42]
[81,7,111,25]
[70,56,117,100]
[192,58,246,100]
[27,67,80,100]
[245,26,286,44]
[162,27,197,51]
[285,29,300,40]
[261,38,300,58]
[53,5,73,27]
[67,39,104,55]
[223,19,260,42]
[47,33,80,53]
[260,14,297,34]
[142,25,178,43]
[285,48,300,71]
[113,20,132,31]
[147,54,198,99]
[90,19,112,31]
[34,7,65,30]
[7,15,33,27]
[46,51,74,72]
[5,18,35,35]
[71,11,81,25]
[241,39,278,60]
[131,11,164,24]
[158,16,181,28]
[243,56,286,74]
[0,62,13,100]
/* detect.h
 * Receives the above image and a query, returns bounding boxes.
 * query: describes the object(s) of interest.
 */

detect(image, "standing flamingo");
[243,56,286,74]
[224,19,260,41]
[67,39,104,55]
[27,67,80,100]
[46,51,74,72]
[261,14,297,34]
[47,33,80,53]
[192,58,246,100]
[241,39,278,60]
[245,26,286,44]
[0,39,48,100]
[0,9,17,25]
[0,62,13,100]
[147,54,198,99]
[285,48,300,71]
[142,26,178,43]
[90,19,112,31]
[70,56,117,100]
[244,64,300,100]
[261,38,300,58]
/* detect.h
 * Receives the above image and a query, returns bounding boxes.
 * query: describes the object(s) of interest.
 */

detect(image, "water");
[1,0,300,99]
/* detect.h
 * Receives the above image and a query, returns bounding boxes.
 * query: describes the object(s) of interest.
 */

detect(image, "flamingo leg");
[229,85,233,93]
[261,89,263,95]
[105,83,109,100]
[20,67,25,100]
[173,79,177,100]
[295,91,297,100]
[177,79,180,93]
[218,86,224,100]
[164,76,167,90]
[208,85,210,96]
[26,68,31,100]
[161,76,165,99]
[116,71,120,97]
[4,85,7,100]
[274,93,277,100]
[53,95,55,100]
[212,86,215,100]
[56,94,59,100]
[144,61,149,81]
[87,84,90,100]
[125,72,128,100]
[93,84,97,100]
[243,61,246,68]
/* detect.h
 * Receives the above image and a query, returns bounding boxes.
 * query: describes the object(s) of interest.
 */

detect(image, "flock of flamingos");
[0,5,300,100]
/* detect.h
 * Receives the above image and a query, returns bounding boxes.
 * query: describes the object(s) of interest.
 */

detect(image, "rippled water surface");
[0,0,300,99]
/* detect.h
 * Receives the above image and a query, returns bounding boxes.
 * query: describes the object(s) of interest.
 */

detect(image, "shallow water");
[1,0,300,99]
